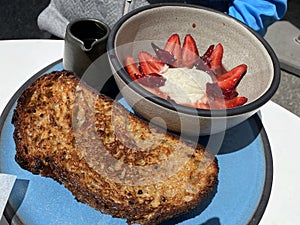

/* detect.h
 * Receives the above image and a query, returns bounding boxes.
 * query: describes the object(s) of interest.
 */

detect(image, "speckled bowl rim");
[107,3,281,117]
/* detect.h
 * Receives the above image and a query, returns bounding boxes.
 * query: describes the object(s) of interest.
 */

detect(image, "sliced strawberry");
[138,51,165,75]
[209,43,226,75]
[194,57,216,78]
[182,34,199,68]
[138,74,166,88]
[221,96,248,108]
[209,43,223,67]
[217,64,247,81]
[151,42,176,66]
[201,44,215,66]
[124,55,142,80]
[222,90,239,100]
[206,82,223,98]
[203,44,215,59]
[225,96,248,108]
[210,96,248,109]
[196,103,211,110]
[206,82,239,99]
[217,64,247,91]
[164,33,182,67]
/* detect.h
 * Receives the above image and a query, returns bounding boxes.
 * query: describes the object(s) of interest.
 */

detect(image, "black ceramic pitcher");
[63,18,110,75]
[63,18,118,98]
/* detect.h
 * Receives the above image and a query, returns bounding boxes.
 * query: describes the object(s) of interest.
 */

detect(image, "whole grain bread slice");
[12,70,218,225]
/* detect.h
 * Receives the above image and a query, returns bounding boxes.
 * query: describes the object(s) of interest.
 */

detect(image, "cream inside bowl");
[107,3,280,135]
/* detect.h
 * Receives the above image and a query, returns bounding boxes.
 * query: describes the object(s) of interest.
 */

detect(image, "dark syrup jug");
[63,18,118,98]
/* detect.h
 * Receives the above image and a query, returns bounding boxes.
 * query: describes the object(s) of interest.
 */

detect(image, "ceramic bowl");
[107,4,280,136]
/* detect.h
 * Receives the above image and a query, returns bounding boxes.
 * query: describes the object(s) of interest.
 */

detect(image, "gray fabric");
[37,0,231,38]
[37,0,150,38]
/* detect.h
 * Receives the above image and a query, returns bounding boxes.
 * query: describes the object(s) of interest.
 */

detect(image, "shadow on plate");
[199,217,221,225]
[80,56,119,99]
[158,186,219,225]
[198,113,263,155]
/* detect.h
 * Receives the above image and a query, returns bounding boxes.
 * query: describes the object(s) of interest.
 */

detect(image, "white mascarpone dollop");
[159,67,212,104]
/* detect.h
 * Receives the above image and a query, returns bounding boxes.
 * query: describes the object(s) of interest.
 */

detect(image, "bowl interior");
[111,4,278,115]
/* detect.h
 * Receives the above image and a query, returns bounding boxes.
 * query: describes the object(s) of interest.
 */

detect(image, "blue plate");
[0,60,272,225]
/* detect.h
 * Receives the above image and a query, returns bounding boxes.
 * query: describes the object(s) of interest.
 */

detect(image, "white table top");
[0,40,299,225]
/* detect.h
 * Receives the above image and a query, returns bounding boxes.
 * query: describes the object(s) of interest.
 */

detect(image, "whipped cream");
[159,67,212,104]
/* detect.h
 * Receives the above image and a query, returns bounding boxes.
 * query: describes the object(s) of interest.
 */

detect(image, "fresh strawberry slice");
[209,43,226,75]
[194,57,215,78]
[206,82,238,99]
[124,55,142,80]
[138,51,165,75]
[151,42,176,65]
[220,96,248,108]
[196,103,211,110]
[201,44,215,66]
[203,44,215,59]
[210,96,248,109]
[225,96,248,108]
[217,64,247,91]
[138,73,166,88]
[206,82,223,98]
[209,43,223,67]
[217,64,247,81]
[164,33,182,67]
[222,90,239,99]
[182,34,199,68]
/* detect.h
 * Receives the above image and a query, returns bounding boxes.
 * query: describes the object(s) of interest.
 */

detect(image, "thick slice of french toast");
[12,70,218,225]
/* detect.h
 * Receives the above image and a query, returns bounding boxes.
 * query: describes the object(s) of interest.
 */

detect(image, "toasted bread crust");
[12,70,218,225]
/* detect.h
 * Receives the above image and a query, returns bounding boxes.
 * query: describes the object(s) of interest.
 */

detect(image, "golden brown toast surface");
[12,70,218,225]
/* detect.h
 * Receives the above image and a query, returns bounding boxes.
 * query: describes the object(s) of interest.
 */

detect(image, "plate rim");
[247,115,273,225]
[0,59,273,225]
[0,59,63,130]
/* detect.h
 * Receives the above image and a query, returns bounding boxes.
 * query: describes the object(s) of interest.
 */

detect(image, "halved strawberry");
[151,42,176,66]
[217,64,247,81]
[225,96,248,108]
[196,103,211,110]
[223,96,248,108]
[182,34,199,68]
[124,55,142,80]
[201,44,215,66]
[138,51,165,75]
[217,64,247,91]
[209,43,223,67]
[206,82,239,99]
[164,33,182,67]
[206,82,223,98]
[138,74,166,88]
[222,90,239,100]
[194,58,216,80]
[210,96,248,109]
[209,43,226,75]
